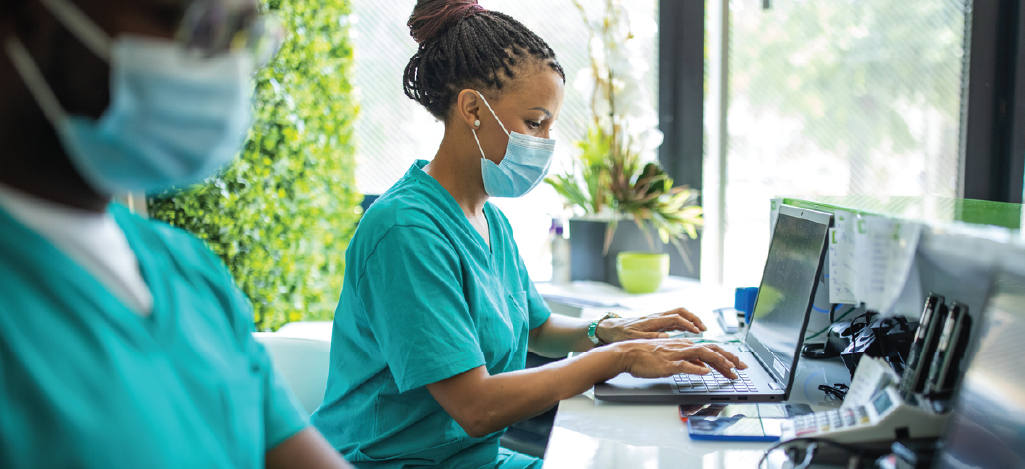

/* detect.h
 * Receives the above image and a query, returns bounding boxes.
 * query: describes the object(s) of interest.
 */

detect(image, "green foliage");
[149,0,361,331]
[547,125,611,214]
[545,125,704,260]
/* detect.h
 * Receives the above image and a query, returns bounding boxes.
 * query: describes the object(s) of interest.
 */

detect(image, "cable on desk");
[819,383,849,402]
[757,437,869,469]
[805,305,858,340]
[789,442,817,469]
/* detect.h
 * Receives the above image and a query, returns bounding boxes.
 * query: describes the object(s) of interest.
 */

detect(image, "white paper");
[828,228,858,304]
[851,215,923,313]
[834,210,859,305]
[881,221,922,316]
[853,215,889,309]
[843,355,900,409]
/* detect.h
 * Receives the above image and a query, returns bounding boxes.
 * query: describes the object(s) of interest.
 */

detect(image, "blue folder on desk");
[594,205,832,403]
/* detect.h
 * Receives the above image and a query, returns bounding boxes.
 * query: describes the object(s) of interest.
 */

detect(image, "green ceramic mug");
[616,251,670,294]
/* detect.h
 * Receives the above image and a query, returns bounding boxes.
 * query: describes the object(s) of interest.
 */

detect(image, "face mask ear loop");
[4,37,70,126]
[38,0,111,61]
[471,127,489,163]
[474,91,510,137]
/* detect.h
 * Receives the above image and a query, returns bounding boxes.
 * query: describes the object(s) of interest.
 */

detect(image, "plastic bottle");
[551,220,571,286]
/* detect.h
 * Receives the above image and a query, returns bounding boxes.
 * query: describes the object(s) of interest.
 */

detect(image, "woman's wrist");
[595,317,623,345]
[586,340,632,380]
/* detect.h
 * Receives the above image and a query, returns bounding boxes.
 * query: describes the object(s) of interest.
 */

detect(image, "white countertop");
[536,276,736,323]
[542,358,853,469]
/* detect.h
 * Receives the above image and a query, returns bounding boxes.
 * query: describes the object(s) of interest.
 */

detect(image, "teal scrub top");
[311,161,552,468]
[0,204,308,468]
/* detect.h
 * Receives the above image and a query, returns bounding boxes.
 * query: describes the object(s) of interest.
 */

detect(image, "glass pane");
[350,2,441,196]
[351,0,658,280]
[723,0,967,287]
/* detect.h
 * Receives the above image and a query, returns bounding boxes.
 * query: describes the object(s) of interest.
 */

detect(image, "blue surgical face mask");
[471,91,557,198]
[4,0,255,195]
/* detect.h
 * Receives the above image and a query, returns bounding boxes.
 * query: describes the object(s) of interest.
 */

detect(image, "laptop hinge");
[744,335,787,389]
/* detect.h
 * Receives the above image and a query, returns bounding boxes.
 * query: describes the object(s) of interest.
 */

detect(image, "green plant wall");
[149,0,361,331]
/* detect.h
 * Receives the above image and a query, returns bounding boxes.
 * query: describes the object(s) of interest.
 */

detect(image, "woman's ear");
[455,89,482,130]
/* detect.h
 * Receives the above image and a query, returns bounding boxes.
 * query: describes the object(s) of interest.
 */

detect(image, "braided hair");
[403,0,566,121]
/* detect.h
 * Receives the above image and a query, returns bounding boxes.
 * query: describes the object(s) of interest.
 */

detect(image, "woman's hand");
[604,339,748,379]
[595,307,708,344]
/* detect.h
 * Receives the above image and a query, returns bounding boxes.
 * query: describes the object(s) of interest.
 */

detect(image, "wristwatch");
[588,312,620,346]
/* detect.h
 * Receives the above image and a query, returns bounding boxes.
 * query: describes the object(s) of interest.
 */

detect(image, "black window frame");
[961,0,1025,204]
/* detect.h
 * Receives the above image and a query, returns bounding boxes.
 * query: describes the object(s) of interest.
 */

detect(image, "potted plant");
[546,0,703,291]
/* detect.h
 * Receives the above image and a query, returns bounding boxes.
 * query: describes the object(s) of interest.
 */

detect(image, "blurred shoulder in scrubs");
[311,1,747,468]
[0,0,350,467]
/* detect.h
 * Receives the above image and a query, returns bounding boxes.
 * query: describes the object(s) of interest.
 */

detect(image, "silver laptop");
[594,205,832,403]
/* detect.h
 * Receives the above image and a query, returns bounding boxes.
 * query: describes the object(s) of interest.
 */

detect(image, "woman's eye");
[526,121,542,130]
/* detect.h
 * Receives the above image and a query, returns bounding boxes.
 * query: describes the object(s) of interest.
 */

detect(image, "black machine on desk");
[772,271,1025,469]
[779,293,974,444]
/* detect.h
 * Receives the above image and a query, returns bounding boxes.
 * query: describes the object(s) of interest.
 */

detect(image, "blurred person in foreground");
[0,0,352,467]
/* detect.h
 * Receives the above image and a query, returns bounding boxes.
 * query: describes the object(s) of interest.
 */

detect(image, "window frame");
[961,0,1025,204]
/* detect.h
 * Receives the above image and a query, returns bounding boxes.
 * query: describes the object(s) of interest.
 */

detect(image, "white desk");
[539,280,853,468]
[542,360,852,468]
[535,276,736,323]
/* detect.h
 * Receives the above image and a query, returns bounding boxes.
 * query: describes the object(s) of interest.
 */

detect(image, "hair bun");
[408,0,485,44]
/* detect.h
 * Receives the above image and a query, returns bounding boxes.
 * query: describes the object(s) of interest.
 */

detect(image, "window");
[711,0,967,287]
[350,0,658,280]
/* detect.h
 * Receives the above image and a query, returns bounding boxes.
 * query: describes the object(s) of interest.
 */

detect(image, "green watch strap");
[588,312,620,346]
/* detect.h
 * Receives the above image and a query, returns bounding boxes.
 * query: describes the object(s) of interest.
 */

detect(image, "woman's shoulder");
[361,175,466,234]
[362,187,443,232]
[349,190,462,265]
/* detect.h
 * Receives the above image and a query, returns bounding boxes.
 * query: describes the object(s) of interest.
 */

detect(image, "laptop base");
[594,349,787,404]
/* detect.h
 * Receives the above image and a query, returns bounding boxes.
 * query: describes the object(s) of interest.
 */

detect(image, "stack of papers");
[769,201,923,316]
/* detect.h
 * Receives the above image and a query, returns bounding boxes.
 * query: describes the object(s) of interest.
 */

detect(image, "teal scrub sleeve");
[356,226,487,393]
[513,247,551,331]
[524,279,552,331]
[190,237,310,450]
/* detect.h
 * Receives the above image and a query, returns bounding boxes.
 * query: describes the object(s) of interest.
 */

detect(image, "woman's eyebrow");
[530,107,553,118]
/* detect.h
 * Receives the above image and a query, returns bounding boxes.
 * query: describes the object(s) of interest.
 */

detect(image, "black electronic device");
[594,205,832,403]
[897,294,946,398]
[924,302,971,398]
[934,272,1025,469]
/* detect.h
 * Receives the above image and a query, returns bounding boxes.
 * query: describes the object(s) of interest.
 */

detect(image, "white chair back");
[253,333,332,416]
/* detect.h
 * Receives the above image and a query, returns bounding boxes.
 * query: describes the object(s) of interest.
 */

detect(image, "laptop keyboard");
[672,368,759,393]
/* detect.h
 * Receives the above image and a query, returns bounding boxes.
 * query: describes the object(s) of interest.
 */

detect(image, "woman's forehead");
[503,70,565,113]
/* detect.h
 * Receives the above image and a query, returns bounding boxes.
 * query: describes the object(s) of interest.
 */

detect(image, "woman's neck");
[425,133,489,218]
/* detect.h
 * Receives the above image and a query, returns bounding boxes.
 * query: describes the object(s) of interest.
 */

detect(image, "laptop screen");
[934,272,1025,469]
[745,205,831,390]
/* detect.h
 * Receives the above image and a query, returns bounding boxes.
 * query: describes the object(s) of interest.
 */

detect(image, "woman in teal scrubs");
[311,1,747,468]
[0,0,349,467]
